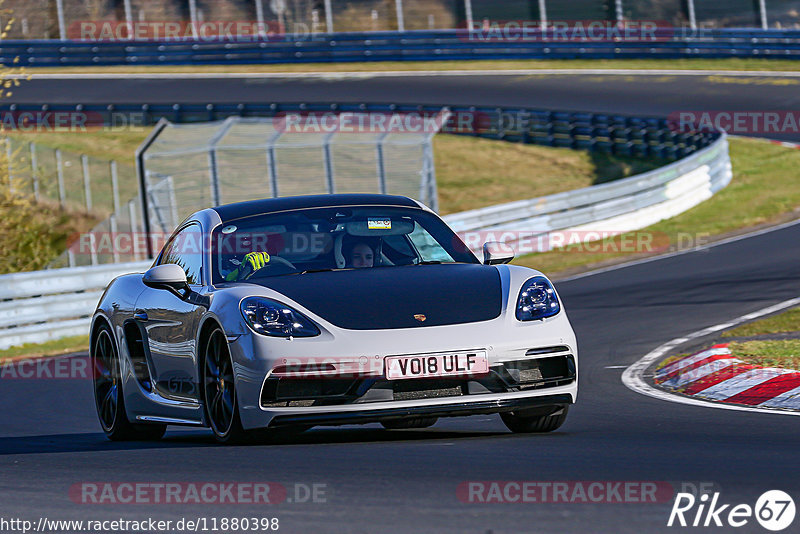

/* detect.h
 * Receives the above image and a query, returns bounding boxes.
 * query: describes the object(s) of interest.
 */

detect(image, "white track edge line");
[621,296,800,417]
[14,68,800,80]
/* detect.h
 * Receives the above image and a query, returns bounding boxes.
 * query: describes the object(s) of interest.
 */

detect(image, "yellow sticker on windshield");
[368,218,391,230]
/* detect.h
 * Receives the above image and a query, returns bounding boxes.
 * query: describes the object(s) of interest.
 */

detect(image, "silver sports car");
[91,194,578,443]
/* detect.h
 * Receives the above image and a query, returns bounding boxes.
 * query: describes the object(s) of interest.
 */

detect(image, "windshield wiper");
[416,260,444,265]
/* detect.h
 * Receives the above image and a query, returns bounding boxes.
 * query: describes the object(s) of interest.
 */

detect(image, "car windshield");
[211,205,479,284]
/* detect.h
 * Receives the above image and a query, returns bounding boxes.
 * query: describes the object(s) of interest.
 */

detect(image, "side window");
[159,223,203,285]
[407,223,455,263]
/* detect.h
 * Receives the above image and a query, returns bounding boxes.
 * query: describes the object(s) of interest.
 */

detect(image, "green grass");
[722,307,800,338]
[5,129,149,164]
[728,340,800,370]
[434,135,659,214]
[25,58,800,74]
[0,335,89,361]
[513,137,800,276]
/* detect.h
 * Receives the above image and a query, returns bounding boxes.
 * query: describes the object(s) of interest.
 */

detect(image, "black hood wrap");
[244,264,503,330]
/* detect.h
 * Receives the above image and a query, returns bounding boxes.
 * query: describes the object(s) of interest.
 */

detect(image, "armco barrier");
[444,133,731,254]
[0,261,150,350]
[4,28,800,66]
[0,135,731,351]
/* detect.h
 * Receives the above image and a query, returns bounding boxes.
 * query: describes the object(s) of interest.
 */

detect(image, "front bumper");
[227,309,578,430]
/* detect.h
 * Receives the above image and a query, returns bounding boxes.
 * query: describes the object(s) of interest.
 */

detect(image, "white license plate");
[385,351,488,380]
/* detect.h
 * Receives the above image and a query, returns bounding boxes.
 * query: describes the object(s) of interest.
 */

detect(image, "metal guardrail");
[444,134,732,254]
[4,28,800,66]
[0,261,150,350]
[0,134,732,351]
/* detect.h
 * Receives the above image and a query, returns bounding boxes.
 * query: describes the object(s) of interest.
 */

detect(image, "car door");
[134,222,206,401]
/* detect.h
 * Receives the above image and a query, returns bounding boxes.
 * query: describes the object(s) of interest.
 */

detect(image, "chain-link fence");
[0,136,145,268]
[140,113,446,242]
[2,137,138,220]
[4,0,800,41]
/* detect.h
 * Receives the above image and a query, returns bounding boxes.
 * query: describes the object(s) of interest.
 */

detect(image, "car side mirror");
[483,241,515,265]
[143,264,189,293]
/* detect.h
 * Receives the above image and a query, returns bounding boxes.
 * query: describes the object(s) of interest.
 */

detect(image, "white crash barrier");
[0,261,150,350]
[444,134,732,255]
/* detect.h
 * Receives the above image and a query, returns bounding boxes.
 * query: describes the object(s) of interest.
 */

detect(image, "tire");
[202,327,249,444]
[500,406,569,434]
[381,417,438,430]
[92,323,166,441]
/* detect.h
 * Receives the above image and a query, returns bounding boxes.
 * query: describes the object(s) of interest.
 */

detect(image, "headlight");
[516,276,560,321]
[240,297,320,338]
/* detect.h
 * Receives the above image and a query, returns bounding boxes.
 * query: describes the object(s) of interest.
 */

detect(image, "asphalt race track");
[3,72,800,533]
[10,71,800,141]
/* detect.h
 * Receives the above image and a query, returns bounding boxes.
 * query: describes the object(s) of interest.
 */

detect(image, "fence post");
[135,117,169,259]
[55,0,66,40]
[758,0,768,29]
[56,149,66,209]
[615,0,624,23]
[188,0,200,39]
[207,149,221,206]
[81,154,92,212]
[323,137,335,194]
[128,199,139,260]
[109,214,120,263]
[29,143,39,201]
[267,147,279,197]
[324,0,334,32]
[89,232,98,266]
[423,141,438,213]
[110,160,120,214]
[255,0,266,37]
[686,0,697,31]
[123,0,133,38]
[375,133,388,194]
[395,0,405,31]
[538,0,547,26]
[464,0,473,29]
[167,176,179,230]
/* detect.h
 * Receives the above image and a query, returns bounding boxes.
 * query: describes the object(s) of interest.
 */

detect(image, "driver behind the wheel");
[343,235,380,268]
[225,251,271,281]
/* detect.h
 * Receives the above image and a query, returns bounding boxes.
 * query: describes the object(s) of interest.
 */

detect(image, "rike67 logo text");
[668,490,795,531]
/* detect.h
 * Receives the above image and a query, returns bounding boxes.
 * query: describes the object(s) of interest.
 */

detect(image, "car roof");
[211,194,421,223]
